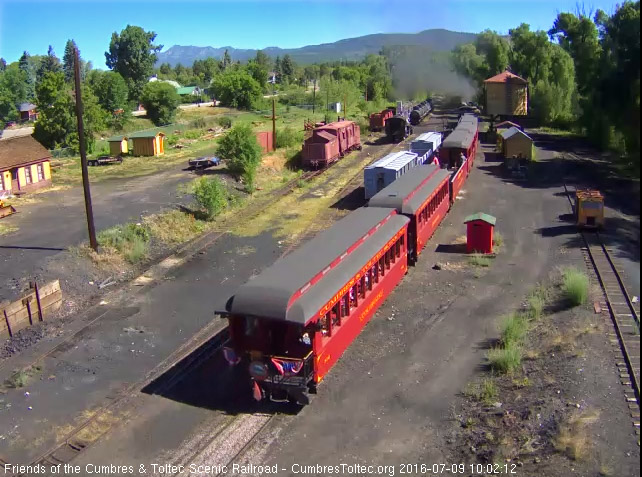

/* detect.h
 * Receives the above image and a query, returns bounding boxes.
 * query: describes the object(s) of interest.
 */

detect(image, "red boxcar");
[302,120,362,168]
[369,164,451,262]
[220,207,409,404]
[369,108,394,132]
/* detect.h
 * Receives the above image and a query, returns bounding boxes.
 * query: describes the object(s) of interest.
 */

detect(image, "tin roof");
[413,132,441,144]
[19,103,37,112]
[107,135,127,142]
[484,71,528,85]
[496,121,521,129]
[464,213,496,225]
[365,151,418,172]
[225,208,406,325]
[368,164,439,211]
[129,130,166,139]
[500,127,531,141]
[176,86,199,95]
[0,135,50,171]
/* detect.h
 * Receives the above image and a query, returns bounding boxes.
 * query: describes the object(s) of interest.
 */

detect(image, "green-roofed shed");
[107,135,128,156]
[176,86,201,96]
[130,131,165,156]
[464,212,496,254]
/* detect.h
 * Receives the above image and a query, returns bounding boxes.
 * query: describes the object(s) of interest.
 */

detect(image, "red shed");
[464,213,496,254]
[255,131,274,154]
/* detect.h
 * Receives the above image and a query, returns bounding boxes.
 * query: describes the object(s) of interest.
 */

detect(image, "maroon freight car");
[302,121,362,168]
[369,109,394,132]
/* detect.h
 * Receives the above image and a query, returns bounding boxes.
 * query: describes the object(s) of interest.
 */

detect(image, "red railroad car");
[369,164,451,262]
[369,108,394,132]
[220,208,409,404]
[302,121,361,168]
[449,159,468,204]
[440,114,479,171]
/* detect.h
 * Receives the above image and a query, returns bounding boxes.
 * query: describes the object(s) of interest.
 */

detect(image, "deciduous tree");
[105,25,162,102]
[140,81,180,125]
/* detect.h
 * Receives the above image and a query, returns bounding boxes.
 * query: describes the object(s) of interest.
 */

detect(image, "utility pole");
[74,46,97,251]
[344,94,347,119]
[272,98,276,151]
[312,78,316,114]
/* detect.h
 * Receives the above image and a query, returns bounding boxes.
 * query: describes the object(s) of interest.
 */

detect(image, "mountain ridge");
[155,28,477,66]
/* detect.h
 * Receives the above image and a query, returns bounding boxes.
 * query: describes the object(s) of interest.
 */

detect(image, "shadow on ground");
[141,329,302,416]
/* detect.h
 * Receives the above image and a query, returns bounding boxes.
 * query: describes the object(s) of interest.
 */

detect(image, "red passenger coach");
[302,121,361,168]
[369,164,451,262]
[220,207,409,404]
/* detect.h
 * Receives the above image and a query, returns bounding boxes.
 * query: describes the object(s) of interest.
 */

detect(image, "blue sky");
[0,0,623,67]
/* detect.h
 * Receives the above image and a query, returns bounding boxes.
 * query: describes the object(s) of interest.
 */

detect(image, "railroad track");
[12,320,231,477]
[563,183,641,437]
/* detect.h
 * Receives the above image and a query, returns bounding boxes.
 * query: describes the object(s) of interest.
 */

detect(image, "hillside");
[155,29,477,66]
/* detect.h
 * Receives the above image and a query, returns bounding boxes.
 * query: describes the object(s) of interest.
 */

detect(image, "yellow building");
[500,127,534,160]
[484,71,528,117]
[0,136,52,195]
[130,131,165,157]
[107,135,129,156]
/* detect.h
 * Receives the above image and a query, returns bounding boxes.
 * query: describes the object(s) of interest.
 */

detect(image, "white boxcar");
[364,151,421,199]
[411,132,442,162]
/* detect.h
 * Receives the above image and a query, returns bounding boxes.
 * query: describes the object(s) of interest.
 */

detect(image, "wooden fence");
[0,280,62,339]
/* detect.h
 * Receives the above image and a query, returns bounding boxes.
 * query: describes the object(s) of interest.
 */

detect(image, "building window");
[0,174,4,191]
[11,169,18,181]
[37,164,44,181]
[24,167,32,184]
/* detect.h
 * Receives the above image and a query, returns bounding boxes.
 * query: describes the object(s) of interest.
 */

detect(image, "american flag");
[271,358,304,376]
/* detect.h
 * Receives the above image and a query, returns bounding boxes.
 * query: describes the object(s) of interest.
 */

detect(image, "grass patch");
[493,232,504,248]
[143,210,208,245]
[97,223,150,264]
[4,365,42,389]
[553,410,599,461]
[464,378,499,405]
[561,267,589,306]
[468,253,492,268]
[0,223,18,236]
[500,313,529,347]
[487,343,522,374]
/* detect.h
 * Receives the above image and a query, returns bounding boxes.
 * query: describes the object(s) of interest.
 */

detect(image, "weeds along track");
[563,183,641,438]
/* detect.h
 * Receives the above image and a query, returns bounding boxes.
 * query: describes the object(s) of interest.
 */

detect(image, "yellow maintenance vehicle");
[0,199,16,219]
[575,189,605,229]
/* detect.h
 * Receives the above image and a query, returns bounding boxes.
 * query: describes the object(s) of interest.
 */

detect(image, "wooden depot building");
[484,71,528,117]
[0,136,52,194]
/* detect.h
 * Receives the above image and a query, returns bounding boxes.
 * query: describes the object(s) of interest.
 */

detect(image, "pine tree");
[63,39,77,83]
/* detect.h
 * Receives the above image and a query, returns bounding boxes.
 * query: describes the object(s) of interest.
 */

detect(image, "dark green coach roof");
[368,164,438,211]
[224,207,409,325]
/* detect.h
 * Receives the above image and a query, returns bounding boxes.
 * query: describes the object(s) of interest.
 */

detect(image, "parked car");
[188,156,221,169]
[88,155,123,166]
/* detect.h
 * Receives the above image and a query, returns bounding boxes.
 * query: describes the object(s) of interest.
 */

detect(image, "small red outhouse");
[464,213,496,254]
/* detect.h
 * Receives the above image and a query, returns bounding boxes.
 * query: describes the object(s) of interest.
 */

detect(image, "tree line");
[452,2,640,170]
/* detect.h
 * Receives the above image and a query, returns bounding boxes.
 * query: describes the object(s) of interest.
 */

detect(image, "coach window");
[400,235,405,252]
[379,257,385,276]
[350,285,358,308]
[343,295,350,317]
[321,313,331,337]
[332,303,341,327]
[360,276,366,298]
[389,247,395,265]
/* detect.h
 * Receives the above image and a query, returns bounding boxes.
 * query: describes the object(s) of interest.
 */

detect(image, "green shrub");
[276,127,304,149]
[493,232,504,248]
[184,129,202,140]
[487,343,522,374]
[216,124,262,192]
[97,223,150,263]
[500,313,529,347]
[189,117,207,129]
[166,134,179,146]
[193,177,228,219]
[562,267,589,306]
[216,116,232,129]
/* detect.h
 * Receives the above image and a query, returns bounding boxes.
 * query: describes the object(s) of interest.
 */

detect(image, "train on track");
[219,113,479,405]
[302,120,362,169]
